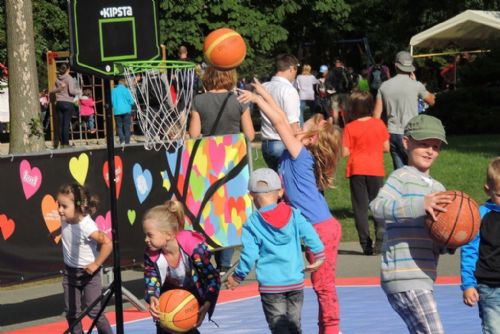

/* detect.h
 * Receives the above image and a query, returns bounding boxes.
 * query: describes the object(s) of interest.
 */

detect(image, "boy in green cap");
[370,114,453,334]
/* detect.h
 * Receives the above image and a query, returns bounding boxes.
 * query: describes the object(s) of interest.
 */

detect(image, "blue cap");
[319,65,328,73]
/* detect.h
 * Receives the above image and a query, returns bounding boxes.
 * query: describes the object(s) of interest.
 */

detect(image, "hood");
[176,230,205,256]
[484,200,500,213]
[254,202,293,246]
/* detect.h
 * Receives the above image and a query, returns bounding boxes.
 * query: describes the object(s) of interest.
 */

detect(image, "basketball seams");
[426,190,480,248]
[444,190,462,246]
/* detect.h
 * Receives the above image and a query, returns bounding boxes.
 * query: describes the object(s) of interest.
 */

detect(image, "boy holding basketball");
[370,114,453,334]
[226,168,325,334]
[461,157,500,333]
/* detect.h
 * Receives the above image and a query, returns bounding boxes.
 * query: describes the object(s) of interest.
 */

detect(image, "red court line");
[4,276,460,334]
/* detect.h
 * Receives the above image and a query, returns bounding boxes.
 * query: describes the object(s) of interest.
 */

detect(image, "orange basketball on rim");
[425,190,480,248]
[158,289,199,333]
[203,28,246,70]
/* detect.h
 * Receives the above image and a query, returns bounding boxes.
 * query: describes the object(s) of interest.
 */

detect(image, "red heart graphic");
[103,156,123,199]
[0,214,15,240]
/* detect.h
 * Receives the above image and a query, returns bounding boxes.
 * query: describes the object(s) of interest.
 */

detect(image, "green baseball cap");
[404,114,448,144]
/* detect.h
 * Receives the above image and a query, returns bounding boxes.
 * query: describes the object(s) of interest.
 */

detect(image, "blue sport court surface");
[123,284,482,333]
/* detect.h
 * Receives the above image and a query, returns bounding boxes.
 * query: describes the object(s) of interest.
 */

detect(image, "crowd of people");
[44,46,499,334]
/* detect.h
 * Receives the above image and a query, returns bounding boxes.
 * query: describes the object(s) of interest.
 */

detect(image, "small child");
[226,167,325,333]
[461,156,500,333]
[239,80,343,333]
[342,91,389,255]
[111,78,135,144]
[55,183,113,334]
[79,88,96,134]
[143,200,220,334]
[369,114,453,334]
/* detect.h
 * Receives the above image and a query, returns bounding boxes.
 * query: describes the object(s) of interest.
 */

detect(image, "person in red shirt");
[342,91,390,255]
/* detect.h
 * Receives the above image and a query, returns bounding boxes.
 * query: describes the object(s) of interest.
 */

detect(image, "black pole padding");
[104,81,124,334]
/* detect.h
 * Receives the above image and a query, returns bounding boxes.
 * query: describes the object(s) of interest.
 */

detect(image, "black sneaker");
[363,246,373,256]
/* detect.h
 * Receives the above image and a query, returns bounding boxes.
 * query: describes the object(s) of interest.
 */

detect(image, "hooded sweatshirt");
[233,202,325,293]
[55,72,80,103]
[461,201,500,290]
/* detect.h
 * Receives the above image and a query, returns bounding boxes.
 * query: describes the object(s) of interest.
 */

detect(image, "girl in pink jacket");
[79,89,96,133]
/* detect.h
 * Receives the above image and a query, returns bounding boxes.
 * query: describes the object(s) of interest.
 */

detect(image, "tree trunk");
[6,0,46,153]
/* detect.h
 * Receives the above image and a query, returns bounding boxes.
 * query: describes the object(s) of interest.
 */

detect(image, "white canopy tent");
[410,10,500,54]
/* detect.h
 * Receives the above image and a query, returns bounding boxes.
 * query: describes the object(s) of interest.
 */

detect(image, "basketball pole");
[104,86,125,334]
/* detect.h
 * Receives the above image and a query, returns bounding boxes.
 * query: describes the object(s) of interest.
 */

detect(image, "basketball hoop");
[117,60,195,151]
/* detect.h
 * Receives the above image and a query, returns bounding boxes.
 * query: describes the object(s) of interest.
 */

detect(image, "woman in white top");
[295,64,318,126]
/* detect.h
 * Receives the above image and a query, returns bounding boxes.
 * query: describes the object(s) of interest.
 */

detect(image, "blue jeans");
[478,284,500,334]
[389,133,408,170]
[115,113,131,144]
[215,248,234,269]
[261,139,285,172]
[261,290,304,334]
[299,100,315,127]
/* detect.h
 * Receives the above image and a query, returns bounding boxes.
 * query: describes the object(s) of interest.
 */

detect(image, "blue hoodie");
[233,202,325,294]
[461,201,500,291]
[111,83,134,115]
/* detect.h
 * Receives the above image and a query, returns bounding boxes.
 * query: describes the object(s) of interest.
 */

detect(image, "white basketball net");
[120,61,195,151]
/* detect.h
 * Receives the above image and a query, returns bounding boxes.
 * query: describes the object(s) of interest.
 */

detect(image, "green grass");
[250,134,500,243]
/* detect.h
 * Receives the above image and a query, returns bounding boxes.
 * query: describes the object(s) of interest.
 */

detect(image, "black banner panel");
[0,134,251,285]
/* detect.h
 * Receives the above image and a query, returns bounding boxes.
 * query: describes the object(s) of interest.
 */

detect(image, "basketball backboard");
[68,0,161,78]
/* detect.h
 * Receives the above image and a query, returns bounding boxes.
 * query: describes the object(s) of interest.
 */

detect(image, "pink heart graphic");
[95,211,112,240]
[19,160,42,200]
[208,140,226,174]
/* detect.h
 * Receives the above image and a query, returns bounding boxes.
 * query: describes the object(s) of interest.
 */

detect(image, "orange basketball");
[203,28,246,70]
[158,289,199,333]
[425,190,480,248]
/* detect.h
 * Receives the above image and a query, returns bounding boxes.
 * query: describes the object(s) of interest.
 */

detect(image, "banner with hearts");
[41,195,61,244]
[69,153,89,185]
[103,156,123,199]
[95,210,112,240]
[0,214,15,240]
[19,160,42,200]
[133,163,152,204]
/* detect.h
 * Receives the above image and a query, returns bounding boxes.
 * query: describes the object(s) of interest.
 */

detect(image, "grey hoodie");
[55,73,80,103]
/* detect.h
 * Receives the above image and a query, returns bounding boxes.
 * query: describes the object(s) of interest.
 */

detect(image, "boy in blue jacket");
[461,157,500,333]
[226,168,325,334]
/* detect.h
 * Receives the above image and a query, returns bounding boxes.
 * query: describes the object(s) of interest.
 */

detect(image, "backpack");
[328,68,352,94]
[369,65,387,90]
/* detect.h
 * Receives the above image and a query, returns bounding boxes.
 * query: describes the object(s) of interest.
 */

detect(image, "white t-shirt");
[61,215,99,268]
[295,74,318,101]
[260,76,300,140]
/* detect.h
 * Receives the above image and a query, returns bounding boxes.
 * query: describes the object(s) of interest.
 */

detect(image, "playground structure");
[45,46,168,148]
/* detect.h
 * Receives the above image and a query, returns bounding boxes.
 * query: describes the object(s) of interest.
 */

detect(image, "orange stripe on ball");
[203,28,246,70]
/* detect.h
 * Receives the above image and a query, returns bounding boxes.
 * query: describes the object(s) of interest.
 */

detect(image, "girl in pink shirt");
[79,89,96,134]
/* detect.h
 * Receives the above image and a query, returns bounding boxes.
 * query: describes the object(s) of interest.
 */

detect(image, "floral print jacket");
[144,230,220,320]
